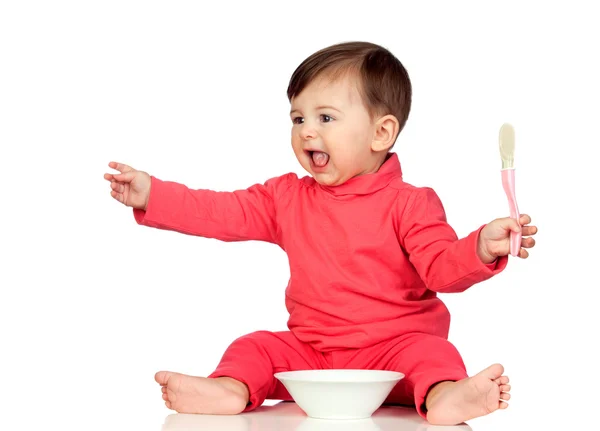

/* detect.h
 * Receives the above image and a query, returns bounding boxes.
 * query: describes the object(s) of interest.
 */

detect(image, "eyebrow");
[290,105,342,115]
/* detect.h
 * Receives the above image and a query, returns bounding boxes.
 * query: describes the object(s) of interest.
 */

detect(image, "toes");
[495,376,509,385]
[165,400,172,409]
[499,401,509,409]
[500,384,511,393]
[155,371,166,384]
[155,371,173,385]
[162,393,169,401]
[162,387,167,394]
[481,363,504,380]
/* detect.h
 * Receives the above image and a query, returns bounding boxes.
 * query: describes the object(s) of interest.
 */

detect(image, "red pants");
[208,331,467,419]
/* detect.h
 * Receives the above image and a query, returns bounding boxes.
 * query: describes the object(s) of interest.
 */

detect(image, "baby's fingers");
[108,161,135,173]
[521,225,538,236]
[110,181,124,193]
[108,171,136,183]
[521,237,536,248]
[110,190,124,203]
[518,214,531,226]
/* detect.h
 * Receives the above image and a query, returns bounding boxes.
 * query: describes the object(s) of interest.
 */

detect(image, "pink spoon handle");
[501,168,521,256]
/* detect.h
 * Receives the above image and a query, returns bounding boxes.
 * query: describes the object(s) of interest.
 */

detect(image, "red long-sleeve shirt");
[133,153,507,351]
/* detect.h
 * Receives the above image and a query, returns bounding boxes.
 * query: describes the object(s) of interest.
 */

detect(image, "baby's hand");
[477,214,537,263]
[103,162,151,210]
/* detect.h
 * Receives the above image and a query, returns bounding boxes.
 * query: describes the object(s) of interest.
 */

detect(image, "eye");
[320,114,333,123]
[292,116,304,124]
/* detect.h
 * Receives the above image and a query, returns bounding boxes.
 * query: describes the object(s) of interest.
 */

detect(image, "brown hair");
[287,41,412,143]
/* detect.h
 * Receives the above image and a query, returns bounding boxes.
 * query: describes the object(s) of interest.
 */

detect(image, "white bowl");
[274,369,404,420]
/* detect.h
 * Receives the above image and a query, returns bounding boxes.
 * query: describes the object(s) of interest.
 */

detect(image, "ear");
[371,115,399,152]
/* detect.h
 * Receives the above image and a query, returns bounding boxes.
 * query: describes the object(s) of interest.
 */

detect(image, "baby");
[104,41,537,426]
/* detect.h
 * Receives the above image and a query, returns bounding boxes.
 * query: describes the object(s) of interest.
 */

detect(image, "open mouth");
[306,150,330,169]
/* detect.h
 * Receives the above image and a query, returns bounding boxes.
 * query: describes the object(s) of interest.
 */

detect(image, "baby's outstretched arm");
[105,161,292,245]
[104,161,151,210]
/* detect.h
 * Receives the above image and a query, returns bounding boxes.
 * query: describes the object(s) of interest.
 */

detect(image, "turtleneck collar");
[316,152,403,197]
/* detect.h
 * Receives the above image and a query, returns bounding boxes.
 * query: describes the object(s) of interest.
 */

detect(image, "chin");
[313,173,346,187]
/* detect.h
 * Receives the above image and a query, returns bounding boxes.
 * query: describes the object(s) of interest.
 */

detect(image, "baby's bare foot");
[155,371,249,414]
[425,364,511,426]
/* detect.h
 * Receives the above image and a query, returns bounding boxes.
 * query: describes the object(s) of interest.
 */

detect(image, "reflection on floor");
[160,401,473,431]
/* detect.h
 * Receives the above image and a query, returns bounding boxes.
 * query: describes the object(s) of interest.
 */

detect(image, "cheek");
[330,149,354,169]
[290,132,301,148]
[335,128,365,154]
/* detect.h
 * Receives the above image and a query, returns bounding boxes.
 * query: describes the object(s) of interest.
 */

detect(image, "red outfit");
[133,153,507,417]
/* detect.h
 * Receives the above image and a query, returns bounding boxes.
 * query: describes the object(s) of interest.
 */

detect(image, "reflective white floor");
[160,402,472,431]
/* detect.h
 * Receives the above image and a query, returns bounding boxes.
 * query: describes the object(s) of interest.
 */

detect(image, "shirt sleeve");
[132,173,295,246]
[398,187,507,293]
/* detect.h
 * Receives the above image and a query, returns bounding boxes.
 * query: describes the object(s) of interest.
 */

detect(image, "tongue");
[312,151,329,167]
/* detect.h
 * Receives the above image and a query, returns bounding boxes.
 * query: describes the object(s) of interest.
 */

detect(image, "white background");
[1,1,598,430]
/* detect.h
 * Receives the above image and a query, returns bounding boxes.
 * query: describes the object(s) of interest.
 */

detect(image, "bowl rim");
[273,369,405,383]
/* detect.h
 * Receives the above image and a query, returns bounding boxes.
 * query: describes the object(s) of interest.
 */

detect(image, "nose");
[299,123,317,140]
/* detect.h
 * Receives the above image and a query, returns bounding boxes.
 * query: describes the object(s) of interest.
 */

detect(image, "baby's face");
[290,74,381,186]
